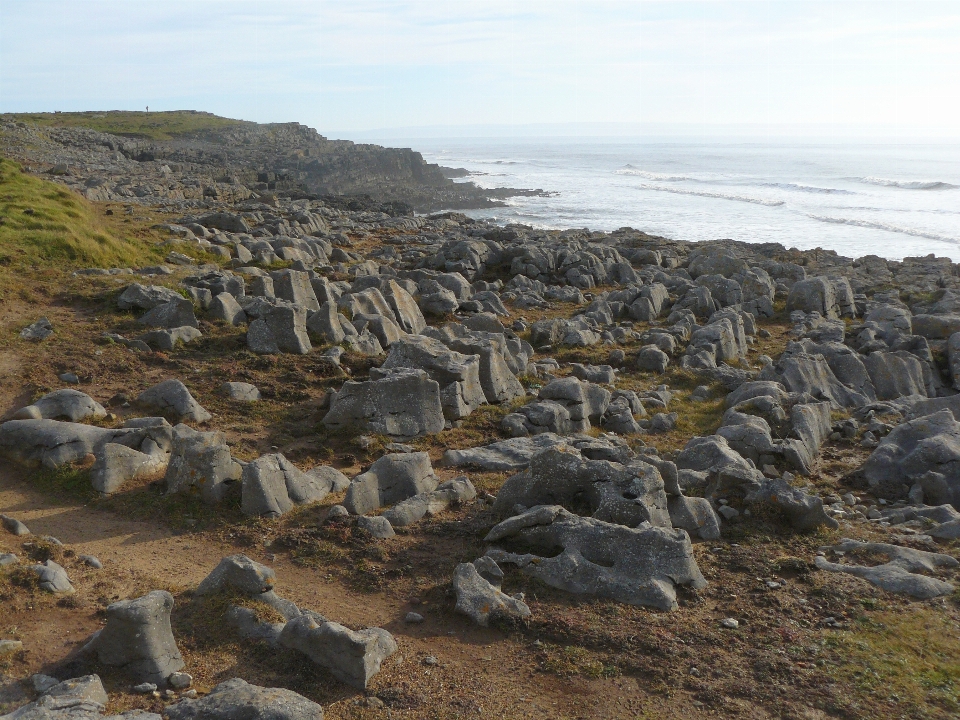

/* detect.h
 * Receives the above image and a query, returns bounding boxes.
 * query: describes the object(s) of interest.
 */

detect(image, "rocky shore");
[1,116,959,719]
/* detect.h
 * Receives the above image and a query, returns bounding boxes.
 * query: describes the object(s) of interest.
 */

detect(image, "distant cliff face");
[0,112,535,211]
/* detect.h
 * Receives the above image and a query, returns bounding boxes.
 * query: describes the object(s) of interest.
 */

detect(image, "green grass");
[0,158,157,270]
[3,110,247,141]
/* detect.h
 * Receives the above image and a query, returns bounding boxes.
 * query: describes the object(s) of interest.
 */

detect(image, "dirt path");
[1,467,723,720]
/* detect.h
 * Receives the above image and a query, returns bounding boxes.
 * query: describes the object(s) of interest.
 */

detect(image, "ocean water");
[406,138,960,262]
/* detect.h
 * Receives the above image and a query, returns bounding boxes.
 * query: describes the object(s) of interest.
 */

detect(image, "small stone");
[134,682,158,694]
[357,515,395,539]
[59,373,80,384]
[842,493,857,507]
[79,554,103,569]
[720,618,739,629]
[423,655,438,666]
[717,505,739,521]
[326,505,349,521]
[404,612,424,624]
[168,672,193,689]
[181,689,198,699]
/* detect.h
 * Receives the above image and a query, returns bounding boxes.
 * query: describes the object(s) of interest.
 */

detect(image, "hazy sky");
[1,1,958,138]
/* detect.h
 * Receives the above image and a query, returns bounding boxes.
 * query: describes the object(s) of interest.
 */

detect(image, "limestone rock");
[164,424,241,504]
[91,442,166,494]
[137,298,198,330]
[221,382,260,402]
[745,477,839,531]
[136,380,211,423]
[118,284,182,311]
[323,369,444,438]
[247,305,312,355]
[165,678,324,720]
[241,453,331,517]
[279,615,397,690]
[209,292,247,325]
[382,476,476,527]
[30,560,73,593]
[14,389,106,423]
[485,505,706,611]
[344,452,439,515]
[453,560,531,627]
[815,539,957,598]
[82,591,184,685]
[0,420,144,469]
[137,326,202,351]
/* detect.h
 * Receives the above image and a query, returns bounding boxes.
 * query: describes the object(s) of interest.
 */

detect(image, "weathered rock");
[118,284,182,311]
[1,513,30,536]
[81,591,184,685]
[221,382,260,402]
[440,432,634,471]
[247,305,312,354]
[196,555,276,596]
[29,560,73,593]
[3,674,114,720]
[271,269,320,312]
[0,420,143,469]
[209,292,247,326]
[91,442,166,494]
[241,453,331,517]
[164,424,241,504]
[356,515,395,539]
[636,345,670,373]
[165,678,324,720]
[137,326,202,351]
[667,495,721,540]
[344,452,438,515]
[453,560,531,627]
[787,277,838,319]
[815,539,957,598]
[863,351,930,401]
[306,301,349,344]
[137,298,199,330]
[305,465,350,494]
[323,369,444,438]
[279,615,397,690]
[384,280,427,334]
[136,380,211,423]
[378,335,486,421]
[746,477,839,531]
[485,506,706,611]
[13,389,107,423]
[493,446,671,528]
[19,317,54,341]
[381,477,476,527]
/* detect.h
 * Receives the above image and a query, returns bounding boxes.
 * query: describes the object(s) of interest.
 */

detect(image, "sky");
[1,1,959,139]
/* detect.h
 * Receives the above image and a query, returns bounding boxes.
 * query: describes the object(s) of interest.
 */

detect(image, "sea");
[399,138,960,262]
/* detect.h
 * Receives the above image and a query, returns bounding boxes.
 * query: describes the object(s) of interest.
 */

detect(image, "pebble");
[58,373,79,384]
[720,618,739,629]
[168,672,193,689]
[404,612,425,624]
[181,689,198,699]
[0,639,23,656]
[133,683,158,694]
[78,555,102,569]
[423,656,438,666]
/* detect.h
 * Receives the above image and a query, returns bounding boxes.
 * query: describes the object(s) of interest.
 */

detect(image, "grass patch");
[0,158,157,273]
[4,110,247,141]
[824,608,960,714]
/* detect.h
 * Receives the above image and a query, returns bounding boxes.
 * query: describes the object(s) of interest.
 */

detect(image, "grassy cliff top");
[0,158,159,272]
[2,110,247,141]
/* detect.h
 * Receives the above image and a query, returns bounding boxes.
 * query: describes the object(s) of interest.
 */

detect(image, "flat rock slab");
[165,678,323,720]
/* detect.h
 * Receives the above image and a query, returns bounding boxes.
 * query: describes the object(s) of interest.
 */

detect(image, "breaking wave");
[763,182,854,195]
[856,176,958,190]
[638,183,784,206]
[615,166,697,181]
[807,215,959,244]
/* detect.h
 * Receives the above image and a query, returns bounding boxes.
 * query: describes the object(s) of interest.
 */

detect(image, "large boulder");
[492,446,671,528]
[860,409,960,505]
[863,351,931,401]
[164,424,241,504]
[137,298,198,330]
[485,505,706,611]
[0,420,143,469]
[343,452,438,515]
[165,678,324,720]
[247,305,312,355]
[136,380,211,423]
[270,269,320,312]
[241,454,331,517]
[378,335,486,420]
[278,616,397,690]
[91,442,166,494]
[786,277,838,319]
[13,389,106,423]
[382,477,476,527]
[81,591,184,685]
[118,284,182,311]
[323,369,444,438]
[384,280,427,334]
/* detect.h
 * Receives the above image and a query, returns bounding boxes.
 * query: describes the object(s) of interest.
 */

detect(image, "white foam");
[638,183,784,207]
[807,214,959,245]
